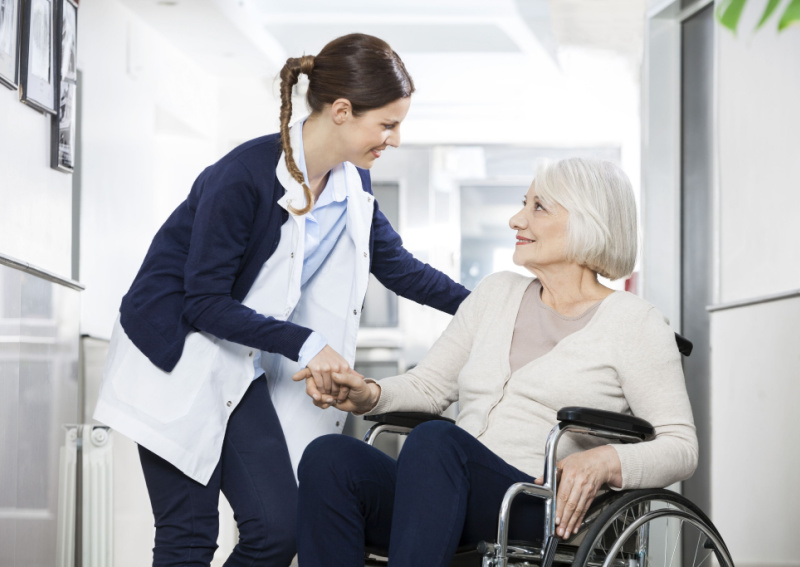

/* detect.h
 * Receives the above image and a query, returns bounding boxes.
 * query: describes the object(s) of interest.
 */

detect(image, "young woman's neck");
[301,115,341,199]
[530,264,613,317]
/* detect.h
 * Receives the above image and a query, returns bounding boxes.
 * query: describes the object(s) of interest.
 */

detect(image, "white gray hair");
[534,157,637,280]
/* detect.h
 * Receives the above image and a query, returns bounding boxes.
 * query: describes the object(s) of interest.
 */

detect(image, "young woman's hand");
[534,445,622,539]
[294,345,351,403]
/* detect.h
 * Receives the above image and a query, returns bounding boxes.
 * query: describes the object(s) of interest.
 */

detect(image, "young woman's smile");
[341,96,411,168]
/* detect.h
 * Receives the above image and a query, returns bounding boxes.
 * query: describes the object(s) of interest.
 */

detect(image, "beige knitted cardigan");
[369,271,698,490]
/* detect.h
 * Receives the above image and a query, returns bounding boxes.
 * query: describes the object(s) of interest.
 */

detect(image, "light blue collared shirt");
[293,119,349,366]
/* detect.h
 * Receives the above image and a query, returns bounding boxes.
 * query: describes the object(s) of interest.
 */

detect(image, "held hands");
[534,445,623,539]
[292,362,381,413]
[291,345,351,405]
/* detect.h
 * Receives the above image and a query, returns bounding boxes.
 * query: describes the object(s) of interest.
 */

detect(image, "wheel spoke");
[692,530,702,566]
[667,519,684,566]
[694,551,713,567]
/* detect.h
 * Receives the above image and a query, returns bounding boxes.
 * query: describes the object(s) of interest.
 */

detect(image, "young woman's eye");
[383,123,396,130]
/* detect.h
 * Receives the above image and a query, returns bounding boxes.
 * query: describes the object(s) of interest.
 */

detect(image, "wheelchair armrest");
[363,411,455,429]
[557,407,655,442]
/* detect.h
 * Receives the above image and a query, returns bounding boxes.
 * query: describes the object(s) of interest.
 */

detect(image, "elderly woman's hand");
[534,445,622,539]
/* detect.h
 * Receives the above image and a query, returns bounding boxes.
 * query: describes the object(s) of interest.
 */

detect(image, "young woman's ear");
[330,99,353,125]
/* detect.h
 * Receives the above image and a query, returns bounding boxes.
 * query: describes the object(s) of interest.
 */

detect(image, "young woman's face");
[340,97,411,169]
[509,181,570,272]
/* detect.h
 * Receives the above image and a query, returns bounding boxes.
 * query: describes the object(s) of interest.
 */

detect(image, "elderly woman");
[292,157,698,567]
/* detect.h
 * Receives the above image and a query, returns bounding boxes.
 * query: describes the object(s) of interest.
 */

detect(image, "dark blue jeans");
[138,376,297,567]
[296,420,544,567]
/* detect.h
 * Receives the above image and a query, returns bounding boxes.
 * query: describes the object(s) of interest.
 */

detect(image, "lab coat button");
[353,309,358,315]
[290,252,294,258]
[363,252,367,258]
[226,401,232,407]
[336,421,340,427]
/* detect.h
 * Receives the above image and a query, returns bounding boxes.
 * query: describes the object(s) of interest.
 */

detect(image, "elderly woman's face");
[509,181,569,272]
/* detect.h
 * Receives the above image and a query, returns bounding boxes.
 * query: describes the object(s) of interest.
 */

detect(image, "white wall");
[710,298,800,566]
[717,7,800,303]
[78,0,221,340]
[711,4,800,564]
[0,83,73,276]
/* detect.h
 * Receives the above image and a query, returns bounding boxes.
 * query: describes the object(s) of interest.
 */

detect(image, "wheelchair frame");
[363,407,734,567]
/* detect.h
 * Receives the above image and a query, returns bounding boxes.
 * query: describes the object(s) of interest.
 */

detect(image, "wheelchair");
[359,335,734,567]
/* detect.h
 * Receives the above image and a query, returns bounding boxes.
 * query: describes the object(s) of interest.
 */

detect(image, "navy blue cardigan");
[120,133,470,372]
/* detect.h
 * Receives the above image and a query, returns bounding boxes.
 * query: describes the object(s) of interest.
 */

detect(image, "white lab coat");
[94,123,374,485]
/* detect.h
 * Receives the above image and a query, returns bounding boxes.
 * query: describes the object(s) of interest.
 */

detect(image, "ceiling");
[117,0,645,79]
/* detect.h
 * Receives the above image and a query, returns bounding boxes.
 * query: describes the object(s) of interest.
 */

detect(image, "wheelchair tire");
[572,488,734,567]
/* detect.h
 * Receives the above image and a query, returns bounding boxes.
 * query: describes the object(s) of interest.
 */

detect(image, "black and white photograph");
[0,0,19,88]
[51,0,76,171]
[19,0,55,113]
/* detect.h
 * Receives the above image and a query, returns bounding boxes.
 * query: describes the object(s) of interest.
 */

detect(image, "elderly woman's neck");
[534,266,613,317]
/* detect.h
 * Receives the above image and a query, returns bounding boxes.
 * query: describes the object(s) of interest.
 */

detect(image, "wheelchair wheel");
[572,489,734,567]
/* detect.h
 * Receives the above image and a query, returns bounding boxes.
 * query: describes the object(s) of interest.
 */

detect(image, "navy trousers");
[138,376,298,567]
[296,420,544,567]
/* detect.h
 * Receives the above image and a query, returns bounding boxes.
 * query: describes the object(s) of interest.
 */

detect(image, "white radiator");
[57,425,114,567]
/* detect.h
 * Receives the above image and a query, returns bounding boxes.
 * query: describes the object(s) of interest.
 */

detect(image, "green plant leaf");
[715,0,749,33]
[779,0,800,29]
[757,0,783,29]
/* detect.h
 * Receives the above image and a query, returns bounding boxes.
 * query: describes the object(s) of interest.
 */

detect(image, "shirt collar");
[277,117,351,213]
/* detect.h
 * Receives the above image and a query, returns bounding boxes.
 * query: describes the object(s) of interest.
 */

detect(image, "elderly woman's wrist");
[364,379,381,412]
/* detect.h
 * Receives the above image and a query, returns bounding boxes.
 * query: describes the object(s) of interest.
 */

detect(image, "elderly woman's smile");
[509,184,570,273]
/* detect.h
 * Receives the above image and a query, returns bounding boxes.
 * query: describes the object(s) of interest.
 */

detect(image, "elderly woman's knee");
[400,420,464,463]
[298,433,367,486]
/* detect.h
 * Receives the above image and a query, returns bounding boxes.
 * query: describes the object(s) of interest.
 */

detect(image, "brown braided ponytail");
[278,34,415,216]
[279,55,316,215]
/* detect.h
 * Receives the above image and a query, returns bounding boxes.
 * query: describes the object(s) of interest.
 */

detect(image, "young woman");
[94,33,469,567]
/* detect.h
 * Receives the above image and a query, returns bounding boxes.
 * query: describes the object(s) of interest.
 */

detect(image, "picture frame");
[19,0,55,114]
[0,0,20,89]
[51,0,76,172]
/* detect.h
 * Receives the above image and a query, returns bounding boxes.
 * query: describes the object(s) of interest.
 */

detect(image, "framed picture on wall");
[19,0,55,114]
[51,0,76,172]
[0,0,20,89]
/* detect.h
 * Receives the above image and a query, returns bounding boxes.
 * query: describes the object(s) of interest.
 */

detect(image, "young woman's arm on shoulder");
[370,203,469,315]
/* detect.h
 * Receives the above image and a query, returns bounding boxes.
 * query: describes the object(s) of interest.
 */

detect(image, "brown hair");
[279,33,415,215]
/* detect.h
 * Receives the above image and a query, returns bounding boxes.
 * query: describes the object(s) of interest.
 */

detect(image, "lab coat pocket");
[111,331,219,423]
